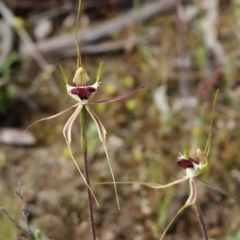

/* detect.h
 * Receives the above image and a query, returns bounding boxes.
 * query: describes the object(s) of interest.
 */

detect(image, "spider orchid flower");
[101,147,237,240]
[137,147,238,240]
[97,90,238,239]
[24,62,145,208]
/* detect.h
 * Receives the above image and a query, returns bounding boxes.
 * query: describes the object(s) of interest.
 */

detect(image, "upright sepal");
[60,66,68,84]
[96,61,104,82]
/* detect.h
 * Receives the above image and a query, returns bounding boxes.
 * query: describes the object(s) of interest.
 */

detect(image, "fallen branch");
[21,0,177,56]
[60,28,161,56]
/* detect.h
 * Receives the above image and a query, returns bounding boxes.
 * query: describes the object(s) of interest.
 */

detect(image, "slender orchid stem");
[193,204,208,240]
[80,106,97,240]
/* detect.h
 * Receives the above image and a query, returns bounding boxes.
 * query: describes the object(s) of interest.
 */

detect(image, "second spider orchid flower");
[104,146,238,239]
[24,62,145,208]
[139,147,238,240]
[98,90,238,239]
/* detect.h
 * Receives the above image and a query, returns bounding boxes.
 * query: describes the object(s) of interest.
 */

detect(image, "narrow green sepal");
[60,66,68,84]
[96,61,105,82]
[183,147,189,159]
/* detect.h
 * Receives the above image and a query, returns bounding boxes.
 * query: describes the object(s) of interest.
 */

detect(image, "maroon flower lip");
[70,86,96,100]
[178,158,198,169]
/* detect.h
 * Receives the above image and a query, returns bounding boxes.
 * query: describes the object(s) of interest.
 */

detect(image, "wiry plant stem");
[80,106,97,240]
[193,204,208,240]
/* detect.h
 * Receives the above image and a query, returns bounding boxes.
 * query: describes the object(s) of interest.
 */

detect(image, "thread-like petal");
[23,103,79,137]
[197,178,238,203]
[86,105,120,210]
[63,104,82,143]
[92,85,145,104]
[159,178,197,240]
[63,104,99,206]
[95,175,188,189]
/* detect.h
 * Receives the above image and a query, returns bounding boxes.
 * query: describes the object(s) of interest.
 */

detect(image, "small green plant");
[34,229,42,240]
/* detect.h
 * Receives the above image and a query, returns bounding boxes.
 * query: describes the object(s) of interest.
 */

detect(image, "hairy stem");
[193,204,208,240]
[80,106,97,240]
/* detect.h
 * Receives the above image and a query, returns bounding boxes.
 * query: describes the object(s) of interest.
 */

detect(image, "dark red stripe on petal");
[189,179,197,204]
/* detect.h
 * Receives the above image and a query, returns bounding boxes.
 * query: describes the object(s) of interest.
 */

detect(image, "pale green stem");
[80,106,97,240]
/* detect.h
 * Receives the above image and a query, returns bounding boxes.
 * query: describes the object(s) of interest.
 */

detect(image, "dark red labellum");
[178,158,197,169]
[70,86,96,100]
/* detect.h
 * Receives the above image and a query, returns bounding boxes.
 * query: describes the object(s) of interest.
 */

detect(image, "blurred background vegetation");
[0,0,240,239]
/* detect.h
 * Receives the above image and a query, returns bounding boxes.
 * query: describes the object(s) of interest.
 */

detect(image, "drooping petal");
[93,176,188,189]
[159,178,197,240]
[197,178,239,203]
[86,105,120,210]
[186,178,197,205]
[23,103,79,137]
[63,104,99,206]
[63,104,82,143]
[92,85,146,104]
